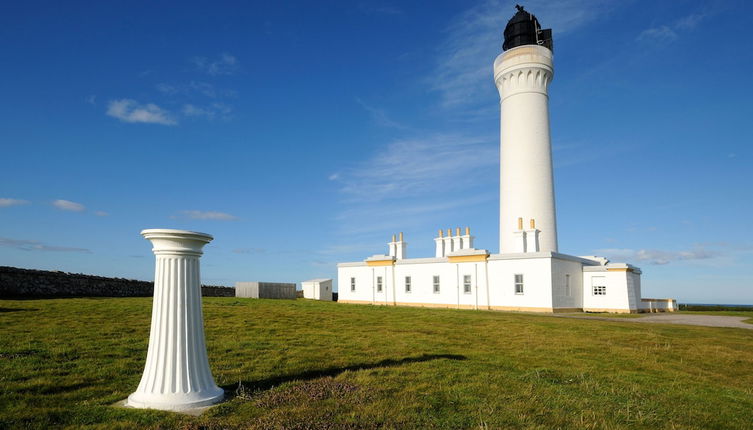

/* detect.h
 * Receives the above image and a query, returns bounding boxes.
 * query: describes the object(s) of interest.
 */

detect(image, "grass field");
[1,298,752,429]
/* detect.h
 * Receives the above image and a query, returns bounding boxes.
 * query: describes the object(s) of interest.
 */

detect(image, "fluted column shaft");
[127,229,224,411]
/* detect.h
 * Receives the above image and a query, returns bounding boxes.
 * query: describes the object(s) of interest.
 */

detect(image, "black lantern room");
[502,5,553,52]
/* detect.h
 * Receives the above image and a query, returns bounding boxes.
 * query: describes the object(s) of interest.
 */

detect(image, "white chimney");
[395,232,407,259]
[434,229,445,258]
[524,218,540,253]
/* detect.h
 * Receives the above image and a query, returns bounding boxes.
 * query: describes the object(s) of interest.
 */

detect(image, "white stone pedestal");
[127,229,224,411]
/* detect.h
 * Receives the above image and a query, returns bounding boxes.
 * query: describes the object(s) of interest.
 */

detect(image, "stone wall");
[0,266,234,298]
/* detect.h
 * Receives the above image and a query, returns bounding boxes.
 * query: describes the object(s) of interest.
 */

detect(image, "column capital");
[141,229,213,256]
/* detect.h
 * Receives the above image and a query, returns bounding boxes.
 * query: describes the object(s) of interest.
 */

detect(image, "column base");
[126,386,225,411]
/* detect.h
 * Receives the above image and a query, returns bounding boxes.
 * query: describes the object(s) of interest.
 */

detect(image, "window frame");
[350,277,356,292]
[405,276,411,293]
[376,276,383,293]
[514,274,524,295]
[432,275,440,294]
[463,275,472,294]
[592,276,607,296]
[565,274,571,297]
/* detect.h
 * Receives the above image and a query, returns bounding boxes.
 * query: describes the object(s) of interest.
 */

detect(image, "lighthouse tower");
[494,6,558,254]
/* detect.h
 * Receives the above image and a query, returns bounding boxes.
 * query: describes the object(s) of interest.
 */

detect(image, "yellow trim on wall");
[606,268,633,272]
[448,254,488,263]
[337,301,593,314]
[583,308,637,314]
[366,260,394,267]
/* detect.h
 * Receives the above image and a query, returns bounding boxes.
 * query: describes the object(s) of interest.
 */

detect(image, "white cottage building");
[302,278,333,301]
[336,6,675,314]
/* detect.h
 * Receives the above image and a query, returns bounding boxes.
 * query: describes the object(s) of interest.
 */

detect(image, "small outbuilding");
[235,282,296,299]
[301,278,333,301]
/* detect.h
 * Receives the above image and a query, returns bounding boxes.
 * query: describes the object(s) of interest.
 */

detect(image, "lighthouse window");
[565,274,571,297]
[592,277,607,296]
[376,276,383,292]
[433,275,440,293]
[405,276,411,293]
[350,277,356,292]
[463,275,472,294]
[514,274,524,294]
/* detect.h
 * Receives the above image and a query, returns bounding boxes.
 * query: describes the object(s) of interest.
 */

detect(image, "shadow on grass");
[0,307,38,313]
[222,353,466,396]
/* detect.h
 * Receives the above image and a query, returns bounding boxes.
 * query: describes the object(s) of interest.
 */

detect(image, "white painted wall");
[487,254,553,309]
[582,269,639,312]
[551,257,584,310]
[494,45,558,254]
[338,254,641,313]
[302,279,333,301]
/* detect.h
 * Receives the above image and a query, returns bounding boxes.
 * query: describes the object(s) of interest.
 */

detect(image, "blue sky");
[1,0,751,303]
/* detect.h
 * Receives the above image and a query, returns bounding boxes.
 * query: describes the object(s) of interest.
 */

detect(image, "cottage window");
[405,276,411,293]
[463,275,472,294]
[377,276,383,292]
[514,274,524,295]
[433,275,440,293]
[350,277,356,292]
[592,277,606,295]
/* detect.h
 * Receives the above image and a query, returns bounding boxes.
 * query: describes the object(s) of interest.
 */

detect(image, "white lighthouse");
[335,6,676,314]
[494,6,557,254]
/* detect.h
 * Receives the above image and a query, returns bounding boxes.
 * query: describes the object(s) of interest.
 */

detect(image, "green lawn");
[1,298,752,429]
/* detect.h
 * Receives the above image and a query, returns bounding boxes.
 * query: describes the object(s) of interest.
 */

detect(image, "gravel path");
[556,313,753,330]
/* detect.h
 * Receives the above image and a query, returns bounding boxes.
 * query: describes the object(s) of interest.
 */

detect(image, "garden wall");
[0,266,234,298]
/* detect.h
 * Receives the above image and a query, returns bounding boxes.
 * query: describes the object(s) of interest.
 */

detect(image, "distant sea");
[682,303,753,308]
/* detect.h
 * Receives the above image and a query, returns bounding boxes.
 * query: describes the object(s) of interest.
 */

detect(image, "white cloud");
[674,13,706,30]
[106,99,177,125]
[232,248,266,254]
[155,83,178,95]
[637,26,678,43]
[192,53,238,76]
[180,210,238,221]
[53,199,85,212]
[328,173,340,181]
[338,134,497,202]
[94,211,108,217]
[0,198,29,207]
[0,237,91,253]
[637,12,710,44]
[595,245,718,266]
[182,102,232,120]
[431,0,618,112]
[356,98,408,129]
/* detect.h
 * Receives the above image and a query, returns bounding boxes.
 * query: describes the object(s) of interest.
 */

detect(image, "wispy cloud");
[431,0,618,113]
[94,211,108,217]
[0,198,29,208]
[339,134,496,202]
[0,237,91,253]
[334,194,494,236]
[106,99,177,125]
[156,81,236,99]
[179,210,239,221]
[355,98,408,129]
[636,26,678,44]
[182,103,232,120]
[232,248,266,254]
[53,199,85,212]
[637,12,709,44]
[192,53,238,76]
[595,245,718,265]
